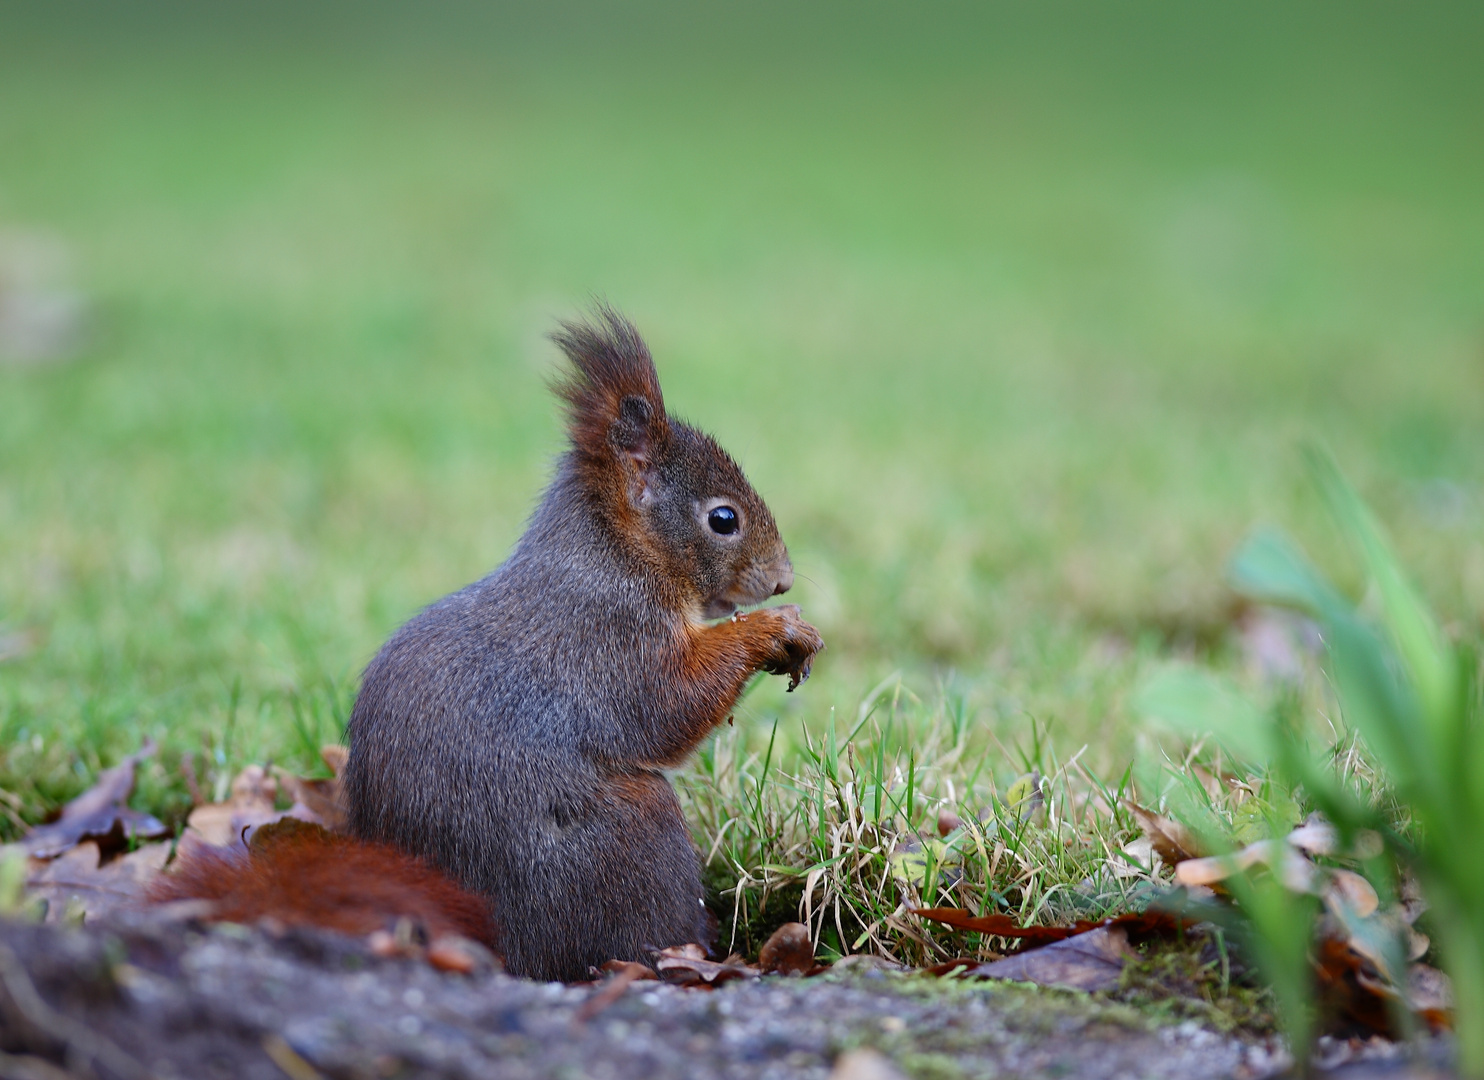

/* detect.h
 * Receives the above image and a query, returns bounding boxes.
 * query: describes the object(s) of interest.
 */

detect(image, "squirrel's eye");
[707,506,740,535]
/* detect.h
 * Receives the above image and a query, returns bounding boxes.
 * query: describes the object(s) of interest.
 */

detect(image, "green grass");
[1,1,1482,985]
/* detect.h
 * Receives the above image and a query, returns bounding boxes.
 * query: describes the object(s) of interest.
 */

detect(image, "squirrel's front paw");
[757,604,825,691]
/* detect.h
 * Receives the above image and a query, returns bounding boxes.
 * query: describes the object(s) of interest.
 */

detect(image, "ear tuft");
[550,304,668,463]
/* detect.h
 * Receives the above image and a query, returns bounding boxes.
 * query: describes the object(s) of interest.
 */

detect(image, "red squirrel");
[153,308,823,980]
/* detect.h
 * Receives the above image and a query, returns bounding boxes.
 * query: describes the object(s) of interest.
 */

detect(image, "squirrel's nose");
[771,559,794,595]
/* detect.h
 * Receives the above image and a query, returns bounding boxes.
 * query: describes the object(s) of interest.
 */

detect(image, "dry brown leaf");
[188,753,351,849]
[914,907,1193,951]
[274,770,347,833]
[24,743,166,859]
[318,745,348,775]
[963,925,1136,992]
[1173,843,1269,887]
[1407,928,1430,961]
[1189,765,1226,803]
[1286,816,1338,856]
[758,922,814,975]
[1126,803,1202,866]
[185,756,347,854]
[597,958,659,980]
[1407,964,1453,1031]
[924,957,991,976]
[653,944,757,987]
[276,745,348,831]
[185,764,281,848]
[1107,836,1158,880]
[1287,814,1382,859]
[25,839,171,922]
[1315,934,1455,1037]
[427,936,487,975]
[914,908,1080,947]
[1323,869,1379,919]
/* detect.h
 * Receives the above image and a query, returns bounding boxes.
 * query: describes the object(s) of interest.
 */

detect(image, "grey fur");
[344,308,821,981]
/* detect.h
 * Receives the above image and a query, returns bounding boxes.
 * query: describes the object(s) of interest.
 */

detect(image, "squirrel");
[153,307,823,981]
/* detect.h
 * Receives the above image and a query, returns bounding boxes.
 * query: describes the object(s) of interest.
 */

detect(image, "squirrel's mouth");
[705,561,793,620]
[702,598,740,620]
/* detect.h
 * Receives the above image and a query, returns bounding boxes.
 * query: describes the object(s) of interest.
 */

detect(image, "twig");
[573,962,652,1024]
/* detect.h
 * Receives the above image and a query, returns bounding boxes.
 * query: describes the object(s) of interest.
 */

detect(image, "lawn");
[2,1,1482,957]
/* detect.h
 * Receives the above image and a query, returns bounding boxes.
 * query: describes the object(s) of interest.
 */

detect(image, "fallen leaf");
[1107,836,1159,880]
[1323,869,1380,919]
[1172,844,1269,887]
[1407,928,1430,961]
[25,840,171,922]
[888,833,963,890]
[318,744,348,775]
[1407,964,1453,1031]
[1286,814,1382,860]
[598,958,659,980]
[1127,803,1202,867]
[914,908,1080,948]
[368,929,411,959]
[24,742,166,859]
[653,944,757,987]
[1314,927,1455,1039]
[1313,936,1400,1035]
[427,935,489,975]
[963,925,1136,992]
[923,957,989,976]
[1003,771,1043,823]
[274,766,347,833]
[913,906,1193,952]
[1189,764,1227,802]
[185,764,282,848]
[758,922,814,975]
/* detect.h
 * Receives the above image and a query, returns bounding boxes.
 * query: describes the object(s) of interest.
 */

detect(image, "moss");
[1114,937,1277,1035]
[702,861,806,960]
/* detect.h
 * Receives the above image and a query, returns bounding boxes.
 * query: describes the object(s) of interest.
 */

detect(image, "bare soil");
[0,912,1310,1080]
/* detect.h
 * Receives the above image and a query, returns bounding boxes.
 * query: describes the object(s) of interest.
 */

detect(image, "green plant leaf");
[1229,527,1433,803]
[1133,666,1271,764]
[1306,448,1458,733]
[1228,527,1348,619]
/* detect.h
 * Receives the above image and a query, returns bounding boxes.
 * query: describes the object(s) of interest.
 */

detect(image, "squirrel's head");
[551,307,793,619]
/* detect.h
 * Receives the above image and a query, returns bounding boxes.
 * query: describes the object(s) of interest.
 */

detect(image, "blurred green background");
[1,1,1481,822]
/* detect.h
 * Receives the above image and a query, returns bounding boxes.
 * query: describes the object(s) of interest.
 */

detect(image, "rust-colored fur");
[148,822,498,949]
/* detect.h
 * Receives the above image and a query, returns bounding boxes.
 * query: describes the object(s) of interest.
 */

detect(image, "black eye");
[707,506,739,535]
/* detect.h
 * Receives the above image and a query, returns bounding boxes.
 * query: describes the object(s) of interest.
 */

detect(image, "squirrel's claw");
[786,661,811,692]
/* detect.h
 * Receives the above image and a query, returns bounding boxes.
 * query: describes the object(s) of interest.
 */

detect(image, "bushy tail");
[148,819,499,950]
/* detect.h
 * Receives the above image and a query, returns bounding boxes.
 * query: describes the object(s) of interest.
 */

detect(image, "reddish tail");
[148,819,498,950]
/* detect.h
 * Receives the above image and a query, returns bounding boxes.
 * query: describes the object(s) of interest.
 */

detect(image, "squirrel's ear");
[550,306,670,470]
[611,394,659,463]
